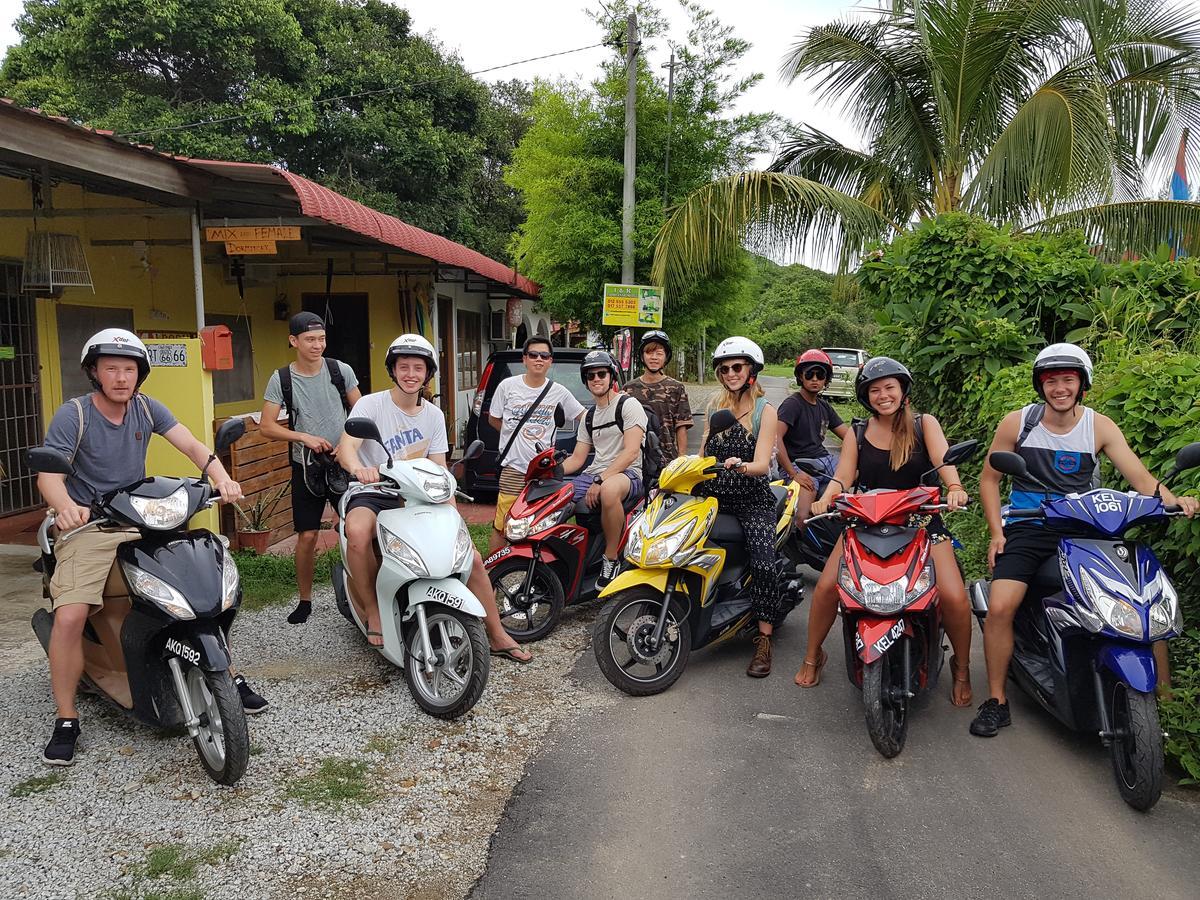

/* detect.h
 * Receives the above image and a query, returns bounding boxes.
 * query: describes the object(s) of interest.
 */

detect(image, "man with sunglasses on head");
[487,337,586,553]
[776,349,849,523]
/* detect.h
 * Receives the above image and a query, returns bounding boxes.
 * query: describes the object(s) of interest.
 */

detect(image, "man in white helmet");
[37,329,264,766]
[336,334,533,662]
[971,343,1198,738]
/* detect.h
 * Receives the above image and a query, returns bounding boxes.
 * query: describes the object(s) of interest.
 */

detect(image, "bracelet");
[946,483,963,491]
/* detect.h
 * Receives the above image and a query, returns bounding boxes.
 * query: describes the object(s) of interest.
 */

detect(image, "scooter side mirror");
[27,447,73,476]
[554,404,566,429]
[1173,442,1200,473]
[793,457,826,477]
[214,418,246,452]
[462,439,485,463]
[345,417,383,444]
[988,451,1027,477]
[709,409,737,434]
[942,440,980,467]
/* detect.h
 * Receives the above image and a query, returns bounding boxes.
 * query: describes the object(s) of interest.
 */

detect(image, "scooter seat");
[710,513,745,544]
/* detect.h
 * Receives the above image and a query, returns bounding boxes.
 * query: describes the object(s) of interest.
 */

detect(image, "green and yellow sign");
[602,283,663,328]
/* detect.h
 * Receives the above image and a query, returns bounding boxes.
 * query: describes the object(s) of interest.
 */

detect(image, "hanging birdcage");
[21,230,94,293]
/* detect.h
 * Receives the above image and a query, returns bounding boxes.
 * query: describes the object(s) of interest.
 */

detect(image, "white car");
[822,348,869,400]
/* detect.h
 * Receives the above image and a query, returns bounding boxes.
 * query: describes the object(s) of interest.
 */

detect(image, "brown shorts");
[49,527,140,610]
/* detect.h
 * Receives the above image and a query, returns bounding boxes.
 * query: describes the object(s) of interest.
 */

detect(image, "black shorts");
[344,490,401,518]
[291,462,335,533]
[992,524,1058,583]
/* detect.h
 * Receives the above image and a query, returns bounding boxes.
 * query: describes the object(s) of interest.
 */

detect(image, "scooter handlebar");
[456,490,475,503]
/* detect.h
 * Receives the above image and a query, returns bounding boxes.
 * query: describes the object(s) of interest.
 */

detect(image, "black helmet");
[581,350,620,387]
[855,356,912,412]
[638,329,673,365]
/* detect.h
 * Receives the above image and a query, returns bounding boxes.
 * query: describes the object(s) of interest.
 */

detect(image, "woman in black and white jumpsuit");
[695,337,783,678]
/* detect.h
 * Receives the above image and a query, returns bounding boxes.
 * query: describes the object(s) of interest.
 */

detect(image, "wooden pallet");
[215,415,294,549]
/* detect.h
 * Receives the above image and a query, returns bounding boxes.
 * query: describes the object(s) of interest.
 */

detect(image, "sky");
[0,0,862,164]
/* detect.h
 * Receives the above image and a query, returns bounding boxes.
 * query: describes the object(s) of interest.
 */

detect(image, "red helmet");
[794,349,833,385]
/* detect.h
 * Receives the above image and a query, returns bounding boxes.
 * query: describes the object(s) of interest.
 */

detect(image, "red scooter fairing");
[854,617,913,665]
[838,485,940,525]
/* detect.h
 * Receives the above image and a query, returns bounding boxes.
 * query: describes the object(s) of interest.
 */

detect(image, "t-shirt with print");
[623,376,692,461]
[347,391,448,468]
[44,394,179,506]
[264,360,359,463]
[580,394,649,479]
[777,393,844,461]
[489,376,586,472]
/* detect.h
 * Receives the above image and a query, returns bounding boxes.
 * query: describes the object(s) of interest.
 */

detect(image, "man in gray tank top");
[971,343,1198,738]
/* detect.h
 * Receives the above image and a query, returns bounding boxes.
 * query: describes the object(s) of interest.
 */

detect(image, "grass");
[761,362,796,379]
[285,757,379,808]
[10,773,64,797]
[468,523,492,556]
[143,840,241,881]
[364,732,400,755]
[233,548,341,611]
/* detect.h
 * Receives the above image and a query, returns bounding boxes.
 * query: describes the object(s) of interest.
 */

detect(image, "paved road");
[471,603,1200,900]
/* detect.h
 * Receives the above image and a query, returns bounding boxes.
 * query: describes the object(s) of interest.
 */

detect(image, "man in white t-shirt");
[337,335,532,661]
[486,336,586,552]
[561,350,647,587]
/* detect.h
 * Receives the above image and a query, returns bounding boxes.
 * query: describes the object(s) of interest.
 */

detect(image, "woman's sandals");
[950,654,973,707]
[794,649,828,688]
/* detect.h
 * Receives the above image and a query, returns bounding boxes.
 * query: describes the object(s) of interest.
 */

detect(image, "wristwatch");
[594,475,604,485]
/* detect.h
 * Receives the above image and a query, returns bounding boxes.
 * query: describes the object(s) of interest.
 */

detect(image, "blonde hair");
[879,399,917,471]
[701,380,765,445]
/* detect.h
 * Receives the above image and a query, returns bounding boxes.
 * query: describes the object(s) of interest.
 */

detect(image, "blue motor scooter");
[971,444,1200,811]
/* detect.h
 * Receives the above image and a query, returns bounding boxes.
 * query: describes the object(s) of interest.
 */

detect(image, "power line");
[117,42,610,140]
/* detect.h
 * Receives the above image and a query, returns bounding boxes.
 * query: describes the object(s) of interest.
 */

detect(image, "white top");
[580,394,648,478]
[348,390,449,468]
[489,376,585,470]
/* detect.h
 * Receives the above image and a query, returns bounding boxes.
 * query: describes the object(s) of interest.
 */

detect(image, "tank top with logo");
[1010,404,1099,510]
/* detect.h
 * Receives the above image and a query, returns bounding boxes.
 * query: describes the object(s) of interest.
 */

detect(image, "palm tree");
[652,0,1200,298]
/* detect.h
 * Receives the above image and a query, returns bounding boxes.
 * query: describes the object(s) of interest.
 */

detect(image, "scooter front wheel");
[491,558,565,642]
[404,608,490,720]
[593,587,690,696]
[185,667,249,786]
[1108,681,1163,811]
[862,651,908,758]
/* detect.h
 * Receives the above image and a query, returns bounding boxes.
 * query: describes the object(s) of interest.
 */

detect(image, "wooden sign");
[205,226,301,242]
[225,240,277,255]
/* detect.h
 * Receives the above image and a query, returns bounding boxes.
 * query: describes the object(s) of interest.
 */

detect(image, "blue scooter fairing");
[1096,643,1157,694]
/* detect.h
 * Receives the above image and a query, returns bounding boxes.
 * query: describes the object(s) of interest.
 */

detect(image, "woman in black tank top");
[793,360,975,708]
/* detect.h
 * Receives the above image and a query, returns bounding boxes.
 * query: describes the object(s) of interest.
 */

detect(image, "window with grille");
[456,310,481,391]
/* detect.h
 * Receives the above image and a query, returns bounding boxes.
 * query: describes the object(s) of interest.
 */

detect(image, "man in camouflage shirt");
[623,330,693,461]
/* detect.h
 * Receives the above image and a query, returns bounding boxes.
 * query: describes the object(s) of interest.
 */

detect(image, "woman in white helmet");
[972,342,1198,738]
[336,334,533,661]
[696,336,785,678]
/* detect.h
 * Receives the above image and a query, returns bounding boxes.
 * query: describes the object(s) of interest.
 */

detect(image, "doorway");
[302,293,371,393]
[0,263,43,515]
[437,294,455,445]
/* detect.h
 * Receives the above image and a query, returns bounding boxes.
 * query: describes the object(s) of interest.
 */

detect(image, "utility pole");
[662,50,676,211]
[621,11,638,283]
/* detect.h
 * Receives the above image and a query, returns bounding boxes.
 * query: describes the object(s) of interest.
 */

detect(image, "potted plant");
[233,482,290,554]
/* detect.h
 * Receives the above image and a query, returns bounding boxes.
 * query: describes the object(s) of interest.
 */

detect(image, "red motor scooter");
[485,444,646,641]
[805,440,977,757]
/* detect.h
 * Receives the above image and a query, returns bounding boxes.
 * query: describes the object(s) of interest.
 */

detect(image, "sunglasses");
[585,370,611,381]
[801,367,828,381]
[717,362,748,376]
[524,351,553,360]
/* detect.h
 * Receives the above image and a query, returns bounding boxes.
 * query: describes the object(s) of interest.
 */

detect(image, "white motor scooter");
[332,418,490,719]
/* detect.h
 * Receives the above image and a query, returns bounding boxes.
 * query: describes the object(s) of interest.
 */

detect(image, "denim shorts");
[570,470,642,503]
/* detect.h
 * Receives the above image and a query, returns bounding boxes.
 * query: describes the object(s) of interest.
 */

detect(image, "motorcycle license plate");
[164,637,201,666]
[423,584,464,608]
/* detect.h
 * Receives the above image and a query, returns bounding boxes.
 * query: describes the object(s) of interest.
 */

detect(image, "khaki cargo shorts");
[49,527,140,610]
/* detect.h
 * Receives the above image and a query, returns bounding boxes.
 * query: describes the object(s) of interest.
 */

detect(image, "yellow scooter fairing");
[772,479,802,543]
[656,454,718,495]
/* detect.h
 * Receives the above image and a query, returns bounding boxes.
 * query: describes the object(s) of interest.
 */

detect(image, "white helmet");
[385,333,437,385]
[81,328,150,389]
[1033,342,1093,400]
[712,336,764,377]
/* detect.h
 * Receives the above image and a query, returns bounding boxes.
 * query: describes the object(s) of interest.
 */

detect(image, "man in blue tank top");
[970,344,1198,737]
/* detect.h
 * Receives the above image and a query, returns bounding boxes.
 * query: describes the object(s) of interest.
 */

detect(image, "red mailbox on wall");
[199,324,234,370]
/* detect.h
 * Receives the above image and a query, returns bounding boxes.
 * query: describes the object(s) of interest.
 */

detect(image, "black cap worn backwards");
[289,312,326,336]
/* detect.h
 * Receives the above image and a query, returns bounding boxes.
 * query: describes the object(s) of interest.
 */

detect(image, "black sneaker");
[234,675,269,715]
[287,600,313,625]
[325,462,350,496]
[43,718,80,766]
[969,698,1011,737]
[596,557,620,589]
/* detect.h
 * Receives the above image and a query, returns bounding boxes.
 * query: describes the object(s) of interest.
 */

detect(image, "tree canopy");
[0,0,529,260]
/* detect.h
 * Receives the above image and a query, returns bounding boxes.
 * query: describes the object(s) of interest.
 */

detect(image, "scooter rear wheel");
[185,667,249,786]
[404,608,490,720]
[1108,681,1163,811]
[491,558,565,642]
[593,588,690,696]
[862,651,908,758]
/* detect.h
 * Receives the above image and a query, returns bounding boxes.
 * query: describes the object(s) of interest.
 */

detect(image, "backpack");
[277,358,350,431]
[278,358,351,497]
[584,395,665,487]
[68,394,152,465]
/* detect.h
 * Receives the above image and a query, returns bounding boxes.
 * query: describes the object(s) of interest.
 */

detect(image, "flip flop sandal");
[950,654,973,707]
[794,649,828,688]
[490,645,533,664]
[367,629,384,648]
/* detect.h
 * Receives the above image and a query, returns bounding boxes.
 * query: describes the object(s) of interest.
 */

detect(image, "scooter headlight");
[643,525,692,567]
[1079,569,1143,639]
[452,523,474,572]
[380,527,429,577]
[220,551,240,611]
[857,576,907,614]
[506,514,534,541]
[121,562,196,620]
[1148,571,1181,638]
[421,473,453,503]
[624,512,648,563]
[130,487,190,529]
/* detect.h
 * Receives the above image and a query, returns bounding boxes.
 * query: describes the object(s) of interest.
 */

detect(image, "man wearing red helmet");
[777,349,849,523]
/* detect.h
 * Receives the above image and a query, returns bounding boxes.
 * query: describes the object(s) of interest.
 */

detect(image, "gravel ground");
[0,586,612,900]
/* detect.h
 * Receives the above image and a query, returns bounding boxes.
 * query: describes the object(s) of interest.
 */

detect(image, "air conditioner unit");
[488,309,507,341]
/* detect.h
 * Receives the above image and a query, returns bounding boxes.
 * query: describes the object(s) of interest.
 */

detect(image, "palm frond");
[1023,199,1200,258]
[650,172,895,300]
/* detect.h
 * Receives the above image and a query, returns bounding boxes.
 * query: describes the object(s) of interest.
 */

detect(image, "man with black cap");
[259,312,362,624]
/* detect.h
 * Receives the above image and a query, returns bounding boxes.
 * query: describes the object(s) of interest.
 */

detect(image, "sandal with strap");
[950,654,972,707]
[367,629,384,648]
[794,649,828,688]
